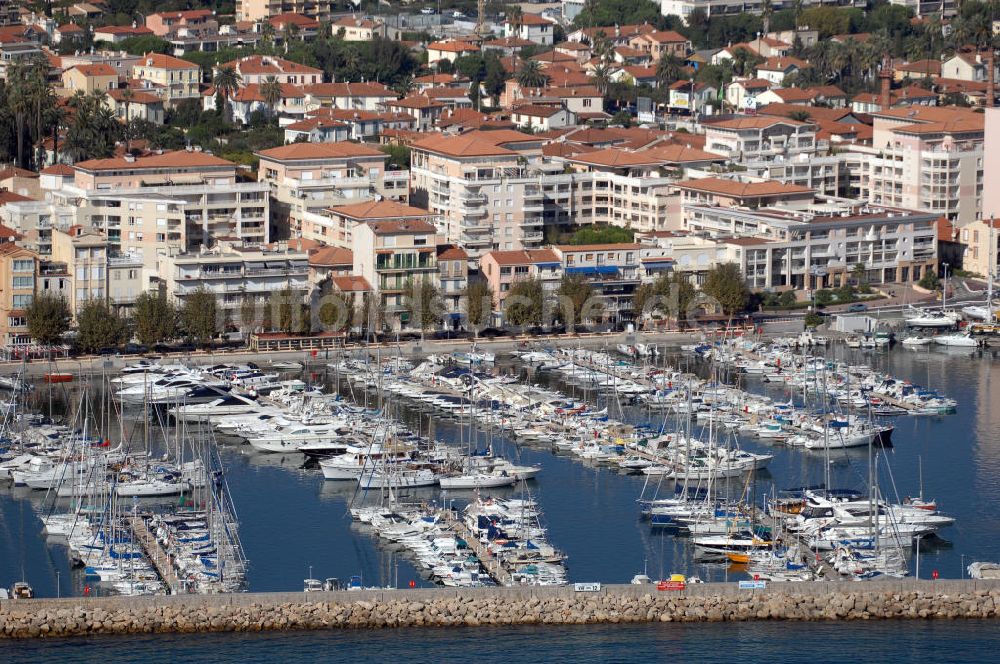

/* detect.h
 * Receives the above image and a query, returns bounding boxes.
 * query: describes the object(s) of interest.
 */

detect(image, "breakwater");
[3,580,999,639]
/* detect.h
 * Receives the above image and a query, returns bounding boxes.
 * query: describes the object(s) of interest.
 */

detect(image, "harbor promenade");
[2,579,999,638]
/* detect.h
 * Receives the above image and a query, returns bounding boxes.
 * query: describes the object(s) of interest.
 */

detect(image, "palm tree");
[507,5,523,38]
[393,74,415,97]
[260,20,276,49]
[214,65,242,123]
[516,60,549,88]
[120,87,134,152]
[761,0,773,36]
[592,64,612,96]
[656,53,684,87]
[260,76,283,119]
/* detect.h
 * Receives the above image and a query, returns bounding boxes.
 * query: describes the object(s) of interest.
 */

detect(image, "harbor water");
[3,343,1000,598]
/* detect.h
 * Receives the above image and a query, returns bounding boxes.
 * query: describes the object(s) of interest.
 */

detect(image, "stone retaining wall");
[2,580,998,639]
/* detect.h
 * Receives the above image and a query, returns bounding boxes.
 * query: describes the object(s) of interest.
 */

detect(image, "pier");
[440,511,508,585]
[128,516,182,595]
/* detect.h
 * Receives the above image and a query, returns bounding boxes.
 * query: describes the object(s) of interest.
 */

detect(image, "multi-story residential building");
[409,130,547,257]
[682,199,938,289]
[551,244,643,323]
[61,64,118,96]
[256,142,406,240]
[41,150,269,278]
[333,16,385,41]
[301,82,396,112]
[218,55,322,86]
[59,51,143,80]
[313,200,437,250]
[0,243,38,348]
[703,117,817,162]
[132,52,200,107]
[352,220,440,330]
[436,244,469,326]
[49,226,144,316]
[847,106,983,227]
[628,30,690,60]
[236,0,335,21]
[635,231,743,285]
[504,14,554,46]
[674,177,816,229]
[478,248,562,316]
[145,9,218,37]
[159,239,311,326]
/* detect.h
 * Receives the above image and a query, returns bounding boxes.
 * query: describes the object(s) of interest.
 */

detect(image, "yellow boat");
[727,552,751,564]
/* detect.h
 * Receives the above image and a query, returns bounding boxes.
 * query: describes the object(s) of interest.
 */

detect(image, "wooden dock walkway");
[441,512,508,586]
[129,516,182,595]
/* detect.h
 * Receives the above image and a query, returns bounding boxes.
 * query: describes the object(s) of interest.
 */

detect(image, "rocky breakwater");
[2,580,1000,639]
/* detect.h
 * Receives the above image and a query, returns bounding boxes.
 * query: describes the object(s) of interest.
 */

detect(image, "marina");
[0,335,998,598]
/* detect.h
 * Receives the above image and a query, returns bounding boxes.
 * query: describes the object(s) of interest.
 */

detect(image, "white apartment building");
[683,200,938,290]
[660,0,865,24]
[846,106,983,227]
[159,240,311,326]
[703,117,817,162]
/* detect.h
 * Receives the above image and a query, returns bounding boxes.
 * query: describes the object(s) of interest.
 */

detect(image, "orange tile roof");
[74,150,233,171]
[331,275,371,292]
[555,243,643,251]
[256,142,384,161]
[388,95,447,110]
[223,55,321,76]
[675,177,814,197]
[708,116,807,130]
[41,164,75,176]
[309,246,352,266]
[516,14,552,26]
[330,200,433,221]
[436,243,468,260]
[106,88,161,104]
[72,63,116,77]
[485,248,559,265]
[137,52,198,70]
[366,219,437,235]
[428,41,480,53]
[268,12,320,29]
[303,82,394,97]
[759,57,810,71]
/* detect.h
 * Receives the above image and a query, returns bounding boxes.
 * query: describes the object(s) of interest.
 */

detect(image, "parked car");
[847,303,867,312]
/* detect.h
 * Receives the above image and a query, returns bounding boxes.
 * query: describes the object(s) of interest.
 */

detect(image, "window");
[506,213,512,222]
[76,288,87,302]
[12,276,33,289]
[12,259,32,273]
[12,294,32,308]
[76,267,86,281]
[583,99,592,108]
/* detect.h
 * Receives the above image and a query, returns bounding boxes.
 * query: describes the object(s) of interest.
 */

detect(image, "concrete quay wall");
[2,580,999,639]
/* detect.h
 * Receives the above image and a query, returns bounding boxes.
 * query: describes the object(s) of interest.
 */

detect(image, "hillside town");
[0,0,995,353]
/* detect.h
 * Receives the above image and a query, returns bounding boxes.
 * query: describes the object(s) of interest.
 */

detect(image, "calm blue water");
[4,344,1000,599]
[4,620,999,662]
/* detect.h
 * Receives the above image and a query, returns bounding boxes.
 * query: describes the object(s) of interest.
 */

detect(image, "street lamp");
[915,534,923,579]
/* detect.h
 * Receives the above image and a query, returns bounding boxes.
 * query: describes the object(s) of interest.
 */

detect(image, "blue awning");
[536,262,561,268]
[446,312,463,319]
[566,265,619,276]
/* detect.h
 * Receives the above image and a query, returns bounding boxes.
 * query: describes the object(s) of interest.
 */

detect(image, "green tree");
[75,299,128,353]
[25,292,71,347]
[515,59,549,88]
[63,91,122,161]
[778,290,797,307]
[402,277,441,339]
[116,36,172,55]
[240,294,258,340]
[804,312,824,328]
[359,291,385,339]
[557,275,595,330]
[133,292,177,346]
[180,287,218,347]
[611,110,633,127]
[569,225,634,245]
[852,262,867,285]
[814,289,834,306]
[272,287,299,334]
[260,76,283,118]
[504,277,543,328]
[462,279,494,337]
[656,54,685,87]
[318,292,354,333]
[919,269,940,291]
[379,144,410,170]
[702,263,750,316]
[632,273,696,328]
[572,0,662,28]
[214,65,242,124]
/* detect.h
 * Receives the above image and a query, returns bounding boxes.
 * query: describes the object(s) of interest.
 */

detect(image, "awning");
[565,265,619,276]
[446,312,463,319]
[536,262,561,268]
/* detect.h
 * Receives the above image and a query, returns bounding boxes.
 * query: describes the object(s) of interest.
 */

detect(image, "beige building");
[352,220,439,330]
[236,0,335,22]
[256,142,407,241]
[159,240,310,329]
[132,53,200,107]
[51,225,107,315]
[703,117,817,162]
[218,55,322,86]
[0,243,38,348]
[61,63,118,96]
[333,16,385,41]
[312,200,436,250]
[479,248,562,315]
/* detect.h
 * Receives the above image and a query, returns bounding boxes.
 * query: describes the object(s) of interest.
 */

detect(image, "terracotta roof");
[222,55,322,76]
[41,164,75,176]
[148,9,213,20]
[758,57,810,71]
[303,82,394,98]
[512,104,566,118]
[484,36,535,48]
[423,87,473,99]
[330,200,433,221]
[56,23,85,33]
[0,166,38,179]
[707,116,807,130]
[411,132,525,158]
[365,219,437,235]
[96,26,153,36]
[0,191,33,204]
[231,82,306,102]
[0,242,34,257]
[74,150,233,171]
[106,88,161,104]
[428,41,480,53]
[764,87,814,102]
[896,59,942,76]
[568,148,666,168]
[731,78,772,90]
[414,73,470,85]
[542,141,599,158]
[256,142,383,161]
[268,13,320,29]
[639,30,688,44]
[309,246,352,266]
[436,244,468,260]
[0,223,20,238]
[71,63,116,77]
[334,16,381,29]
[485,248,559,265]
[136,52,198,70]
[516,14,552,26]
[284,117,349,131]
[388,95,447,110]
[675,177,814,198]
[331,275,371,292]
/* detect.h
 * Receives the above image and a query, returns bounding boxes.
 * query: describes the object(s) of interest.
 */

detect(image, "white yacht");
[247,421,349,453]
[933,332,979,348]
[168,395,261,423]
[904,309,960,328]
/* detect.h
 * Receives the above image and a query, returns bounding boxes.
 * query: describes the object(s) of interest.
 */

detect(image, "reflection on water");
[3,343,1000,596]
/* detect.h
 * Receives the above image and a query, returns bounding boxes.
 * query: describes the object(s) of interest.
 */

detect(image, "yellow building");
[0,243,39,348]
[132,52,200,107]
[60,63,119,97]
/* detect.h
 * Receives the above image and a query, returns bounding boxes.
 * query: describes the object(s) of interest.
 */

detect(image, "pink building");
[479,248,562,314]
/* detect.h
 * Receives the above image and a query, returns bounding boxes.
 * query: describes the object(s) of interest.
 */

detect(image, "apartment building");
[132,53,200,107]
[45,150,269,277]
[635,231,742,285]
[409,130,547,258]
[703,117,817,162]
[256,142,406,240]
[674,177,816,228]
[352,220,439,330]
[436,244,469,325]
[333,16,385,41]
[237,0,334,22]
[0,243,38,348]
[145,9,218,37]
[314,200,437,250]
[503,14,554,46]
[847,106,983,227]
[159,240,311,326]
[218,55,322,86]
[682,200,938,290]
[50,226,144,316]
[552,244,643,322]
[479,248,562,315]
